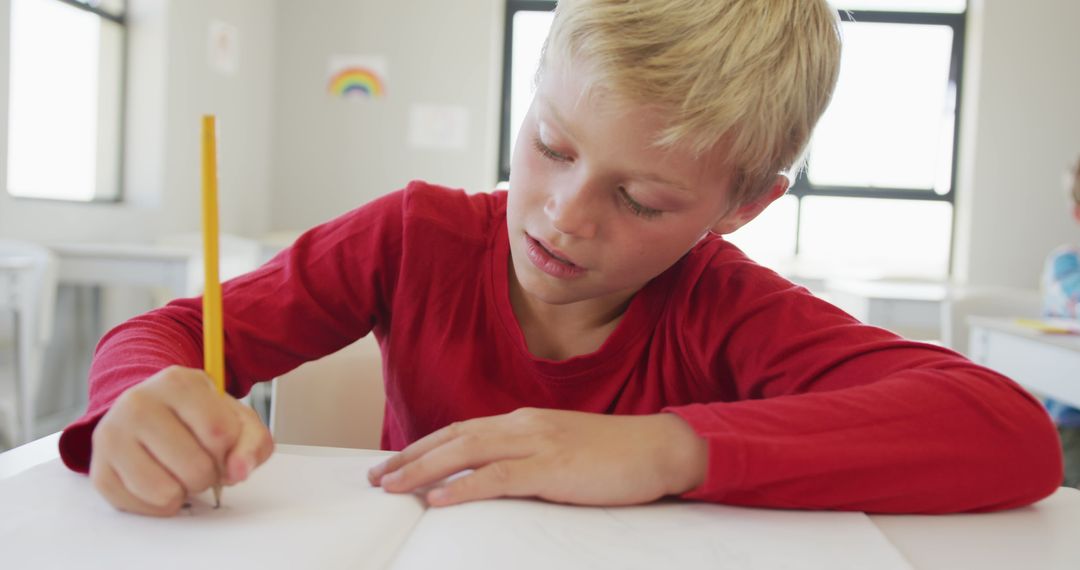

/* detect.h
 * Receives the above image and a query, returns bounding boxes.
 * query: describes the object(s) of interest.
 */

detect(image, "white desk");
[259,230,303,264]
[824,279,948,340]
[50,242,194,299]
[2,433,1078,570]
[51,237,288,301]
[968,317,1080,409]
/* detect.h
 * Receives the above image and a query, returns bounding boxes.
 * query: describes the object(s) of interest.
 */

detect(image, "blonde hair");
[539,0,842,206]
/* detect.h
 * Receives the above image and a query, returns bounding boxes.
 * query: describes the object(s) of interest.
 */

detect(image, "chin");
[525,283,592,306]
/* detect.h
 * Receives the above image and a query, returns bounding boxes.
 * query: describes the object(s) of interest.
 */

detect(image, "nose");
[544,180,598,239]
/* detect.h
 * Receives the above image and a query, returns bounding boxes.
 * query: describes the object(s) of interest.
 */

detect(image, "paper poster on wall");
[408,104,470,151]
[208,20,239,76]
[326,56,388,99]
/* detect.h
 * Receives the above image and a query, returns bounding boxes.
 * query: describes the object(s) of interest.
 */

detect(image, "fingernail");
[231,459,251,482]
[381,470,402,488]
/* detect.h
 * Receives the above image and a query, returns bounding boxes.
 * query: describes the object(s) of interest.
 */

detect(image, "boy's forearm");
[665,367,1062,513]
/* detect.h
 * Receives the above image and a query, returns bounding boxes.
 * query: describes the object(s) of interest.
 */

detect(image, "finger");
[224,402,275,485]
[108,438,187,511]
[369,419,482,485]
[370,409,554,485]
[379,432,528,494]
[90,461,185,517]
[135,407,218,495]
[426,459,536,507]
[150,369,242,465]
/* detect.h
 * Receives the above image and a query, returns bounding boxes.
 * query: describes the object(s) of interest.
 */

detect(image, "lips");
[523,233,586,279]
[533,235,579,265]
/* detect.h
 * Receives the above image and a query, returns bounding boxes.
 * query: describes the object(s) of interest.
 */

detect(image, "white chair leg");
[16,306,42,444]
[11,307,28,445]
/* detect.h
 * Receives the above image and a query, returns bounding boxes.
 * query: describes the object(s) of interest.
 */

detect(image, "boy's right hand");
[88,365,274,517]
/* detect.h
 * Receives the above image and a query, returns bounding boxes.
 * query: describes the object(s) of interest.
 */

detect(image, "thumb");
[223,401,275,485]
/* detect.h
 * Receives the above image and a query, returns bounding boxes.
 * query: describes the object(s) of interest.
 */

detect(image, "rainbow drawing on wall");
[326,56,388,100]
[327,67,385,98]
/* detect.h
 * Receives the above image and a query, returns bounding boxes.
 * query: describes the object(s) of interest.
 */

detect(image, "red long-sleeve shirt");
[59,181,1063,513]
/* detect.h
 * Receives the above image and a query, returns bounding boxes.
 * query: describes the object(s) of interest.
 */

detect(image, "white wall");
[0,0,277,242]
[953,0,1080,290]
[1,0,1075,282]
[268,0,505,230]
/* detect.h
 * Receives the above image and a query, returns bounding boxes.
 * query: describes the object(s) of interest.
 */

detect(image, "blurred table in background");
[968,317,1080,408]
[824,279,948,340]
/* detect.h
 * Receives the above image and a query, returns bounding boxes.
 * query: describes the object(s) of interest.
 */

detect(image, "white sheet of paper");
[0,453,425,570]
[2,452,914,569]
[388,498,914,570]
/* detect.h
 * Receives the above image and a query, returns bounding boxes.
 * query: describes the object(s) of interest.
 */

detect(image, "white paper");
[0,454,425,570]
[407,104,470,150]
[2,453,913,570]
[389,498,914,570]
[208,20,239,76]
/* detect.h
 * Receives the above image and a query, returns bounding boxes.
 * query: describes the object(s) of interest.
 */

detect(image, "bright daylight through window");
[6,0,126,202]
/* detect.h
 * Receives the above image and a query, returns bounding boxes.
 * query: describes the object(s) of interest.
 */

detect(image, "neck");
[507,262,637,361]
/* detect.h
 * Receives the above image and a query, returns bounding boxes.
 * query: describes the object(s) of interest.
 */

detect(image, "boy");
[1041,157,1080,487]
[60,0,1061,517]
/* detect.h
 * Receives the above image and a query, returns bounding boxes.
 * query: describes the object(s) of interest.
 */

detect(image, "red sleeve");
[664,246,1062,514]
[58,188,408,473]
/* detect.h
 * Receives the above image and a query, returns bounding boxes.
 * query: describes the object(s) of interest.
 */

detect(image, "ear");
[710,175,790,235]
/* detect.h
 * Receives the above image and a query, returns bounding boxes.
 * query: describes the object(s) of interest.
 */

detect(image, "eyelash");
[618,187,662,219]
[532,136,569,163]
[532,135,663,219]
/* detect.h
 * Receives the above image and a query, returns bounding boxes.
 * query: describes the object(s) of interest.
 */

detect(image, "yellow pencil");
[201,115,226,507]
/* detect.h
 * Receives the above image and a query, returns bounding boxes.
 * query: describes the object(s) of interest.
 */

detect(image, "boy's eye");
[532,136,571,163]
[531,134,661,219]
[618,187,662,219]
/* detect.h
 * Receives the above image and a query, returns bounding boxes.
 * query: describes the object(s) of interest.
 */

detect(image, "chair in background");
[269,334,385,450]
[940,286,1042,356]
[0,240,58,447]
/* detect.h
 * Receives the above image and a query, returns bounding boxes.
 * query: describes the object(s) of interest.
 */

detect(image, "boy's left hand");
[367,408,708,507]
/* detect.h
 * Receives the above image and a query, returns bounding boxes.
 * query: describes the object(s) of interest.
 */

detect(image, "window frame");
[6,0,129,203]
[55,0,124,24]
[498,0,553,184]
[497,2,967,273]
[788,9,966,205]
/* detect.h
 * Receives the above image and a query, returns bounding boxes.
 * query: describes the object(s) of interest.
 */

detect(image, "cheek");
[509,155,552,210]
[506,168,543,232]
[609,226,698,276]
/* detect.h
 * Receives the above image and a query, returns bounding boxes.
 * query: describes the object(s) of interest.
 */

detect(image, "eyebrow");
[540,96,694,196]
[631,170,693,194]
[541,97,577,141]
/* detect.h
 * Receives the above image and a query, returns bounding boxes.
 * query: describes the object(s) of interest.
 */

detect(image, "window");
[499,1,965,281]
[6,0,126,201]
[499,2,554,180]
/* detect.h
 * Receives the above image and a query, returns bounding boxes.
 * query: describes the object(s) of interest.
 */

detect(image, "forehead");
[538,58,649,130]
[536,62,735,197]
